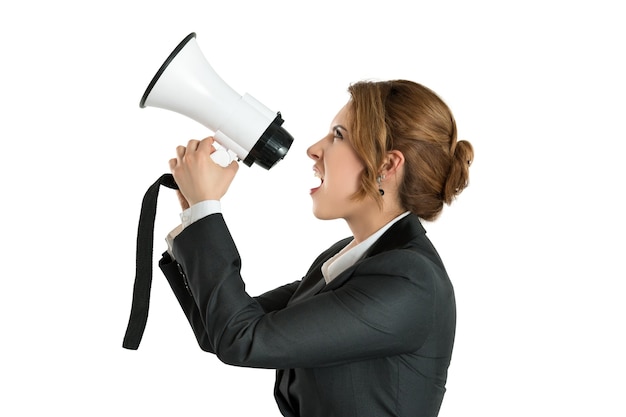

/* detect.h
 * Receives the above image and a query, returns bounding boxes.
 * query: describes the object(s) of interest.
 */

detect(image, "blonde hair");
[348,80,473,220]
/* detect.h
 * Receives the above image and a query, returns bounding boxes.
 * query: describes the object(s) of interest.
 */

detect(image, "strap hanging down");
[122,173,178,350]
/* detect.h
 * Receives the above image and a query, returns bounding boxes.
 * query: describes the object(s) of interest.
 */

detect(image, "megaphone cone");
[140,32,293,169]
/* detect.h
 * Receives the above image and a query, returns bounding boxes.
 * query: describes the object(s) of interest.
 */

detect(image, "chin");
[311,205,338,221]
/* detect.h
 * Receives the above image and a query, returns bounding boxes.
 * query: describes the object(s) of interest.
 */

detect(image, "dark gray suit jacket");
[160,213,456,417]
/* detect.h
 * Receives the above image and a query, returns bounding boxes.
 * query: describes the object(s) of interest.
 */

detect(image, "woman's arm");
[160,251,301,348]
[172,213,438,370]
[159,251,214,352]
[254,281,301,313]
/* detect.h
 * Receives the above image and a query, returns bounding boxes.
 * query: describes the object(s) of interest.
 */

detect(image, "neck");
[345,203,406,243]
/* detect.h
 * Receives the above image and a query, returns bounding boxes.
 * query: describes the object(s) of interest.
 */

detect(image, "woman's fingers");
[186,139,200,151]
[169,136,238,205]
[198,137,217,155]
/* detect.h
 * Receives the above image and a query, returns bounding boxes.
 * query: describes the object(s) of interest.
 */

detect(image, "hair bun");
[443,140,474,204]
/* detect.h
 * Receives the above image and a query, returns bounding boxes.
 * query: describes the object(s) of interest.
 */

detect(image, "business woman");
[161,79,473,417]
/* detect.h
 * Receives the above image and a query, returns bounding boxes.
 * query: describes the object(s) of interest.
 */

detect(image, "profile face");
[307,103,369,221]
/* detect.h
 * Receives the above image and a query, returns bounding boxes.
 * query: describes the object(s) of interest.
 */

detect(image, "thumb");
[226,159,240,175]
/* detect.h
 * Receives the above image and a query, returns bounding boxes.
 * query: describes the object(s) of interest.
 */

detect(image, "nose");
[307,137,324,161]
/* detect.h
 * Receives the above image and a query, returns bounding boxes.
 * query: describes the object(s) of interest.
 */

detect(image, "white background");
[1,0,624,415]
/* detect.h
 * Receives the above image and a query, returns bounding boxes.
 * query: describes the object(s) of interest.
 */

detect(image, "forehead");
[331,101,353,126]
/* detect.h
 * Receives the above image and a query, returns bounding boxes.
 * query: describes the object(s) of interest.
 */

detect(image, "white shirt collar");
[321,212,411,284]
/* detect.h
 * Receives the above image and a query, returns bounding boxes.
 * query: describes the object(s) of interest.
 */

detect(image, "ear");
[379,150,405,178]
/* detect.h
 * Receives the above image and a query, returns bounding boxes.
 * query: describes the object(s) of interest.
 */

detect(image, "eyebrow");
[333,124,348,132]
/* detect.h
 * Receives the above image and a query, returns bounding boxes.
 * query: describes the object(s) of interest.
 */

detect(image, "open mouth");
[311,170,324,194]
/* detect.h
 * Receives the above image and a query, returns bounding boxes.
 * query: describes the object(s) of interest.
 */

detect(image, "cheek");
[332,152,364,193]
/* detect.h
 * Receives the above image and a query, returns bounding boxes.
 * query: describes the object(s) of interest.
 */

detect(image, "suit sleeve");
[172,213,438,369]
[160,253,300,349]
[159,251,214,352]
[254,281,300,313]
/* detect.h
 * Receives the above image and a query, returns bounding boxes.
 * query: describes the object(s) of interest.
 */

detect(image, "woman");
[161,79,473,417]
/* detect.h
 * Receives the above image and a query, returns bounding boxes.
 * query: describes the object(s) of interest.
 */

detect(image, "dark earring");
[377,175,385,196]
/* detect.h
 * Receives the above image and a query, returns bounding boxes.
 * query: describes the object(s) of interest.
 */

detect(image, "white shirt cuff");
[166,200,222,260]
[180,200,222,229]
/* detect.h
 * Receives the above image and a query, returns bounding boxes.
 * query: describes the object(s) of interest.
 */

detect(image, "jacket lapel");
[287,237,352,305]
[289,215,427,301]
[322,214,426,292]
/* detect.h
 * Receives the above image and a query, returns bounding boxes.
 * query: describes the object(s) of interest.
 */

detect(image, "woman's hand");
[169,136,239,206]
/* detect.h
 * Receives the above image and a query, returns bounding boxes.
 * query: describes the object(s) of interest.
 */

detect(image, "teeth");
[311,171,323,188]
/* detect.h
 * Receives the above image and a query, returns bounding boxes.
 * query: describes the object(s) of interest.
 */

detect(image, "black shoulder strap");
[122,173,178,350]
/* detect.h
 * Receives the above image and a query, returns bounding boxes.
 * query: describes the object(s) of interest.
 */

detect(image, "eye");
[333,128,344,140]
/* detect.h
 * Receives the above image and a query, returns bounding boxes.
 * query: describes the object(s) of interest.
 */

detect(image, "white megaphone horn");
[140,32,294,170]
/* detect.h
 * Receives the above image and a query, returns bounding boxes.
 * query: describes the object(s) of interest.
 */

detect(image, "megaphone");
[140,32,294,170]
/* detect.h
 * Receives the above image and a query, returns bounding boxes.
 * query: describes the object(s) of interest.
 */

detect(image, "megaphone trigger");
[210,146,234,167]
